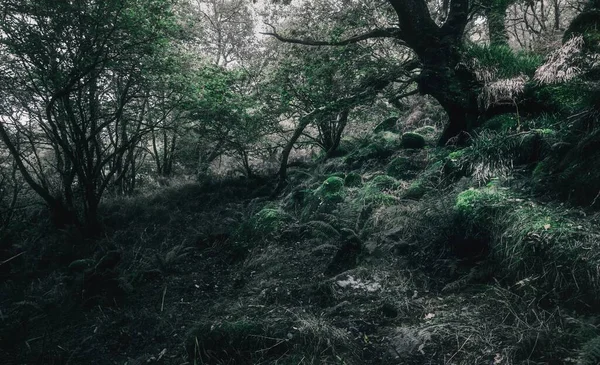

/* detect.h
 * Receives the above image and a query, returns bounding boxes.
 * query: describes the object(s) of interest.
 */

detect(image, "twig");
[0,251,25,266]
[445,334,472,364]
[161,285,167,312]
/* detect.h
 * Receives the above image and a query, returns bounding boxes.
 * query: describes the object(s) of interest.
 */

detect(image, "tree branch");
[261,23,405,47]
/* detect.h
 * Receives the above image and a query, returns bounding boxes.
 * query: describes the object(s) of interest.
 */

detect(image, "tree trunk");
[486,5,509,46]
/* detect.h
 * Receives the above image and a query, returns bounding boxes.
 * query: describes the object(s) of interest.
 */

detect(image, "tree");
[0,0,178,232]
[261,0,579,145]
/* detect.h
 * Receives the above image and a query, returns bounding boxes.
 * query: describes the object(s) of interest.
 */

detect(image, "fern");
[578,336,600,365]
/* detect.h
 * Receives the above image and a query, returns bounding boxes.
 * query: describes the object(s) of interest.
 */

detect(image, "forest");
[1,0,600,363]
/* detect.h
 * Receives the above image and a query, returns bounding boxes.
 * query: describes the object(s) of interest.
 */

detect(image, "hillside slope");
[2,126,600,365]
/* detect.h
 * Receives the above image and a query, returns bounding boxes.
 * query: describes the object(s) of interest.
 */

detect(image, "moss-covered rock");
[344,132,401,166]
[403,180,427,200]
[455,187,505,217]
[482,114,520,132]
[352,175,400,207]
[315,176,345,203]
[413,125,437,143]
[344,172,363,187]
[401,132,426,149]
[253,207,289,234]
[386,156,420,180]
[370,175,400,190]
[373,117,399,133]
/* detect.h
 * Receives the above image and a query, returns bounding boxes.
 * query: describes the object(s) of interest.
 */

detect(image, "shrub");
[401,132,426,149]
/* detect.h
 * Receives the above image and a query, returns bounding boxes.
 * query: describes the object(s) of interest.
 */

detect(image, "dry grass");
[535,36,585,85]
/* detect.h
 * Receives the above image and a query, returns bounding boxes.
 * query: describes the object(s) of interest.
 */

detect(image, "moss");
[344,172,363,187]
[530,81,588,115]
[448,150,465,160]
[361,190,398,207]
[532,161,548,182]
[401,132,426,149]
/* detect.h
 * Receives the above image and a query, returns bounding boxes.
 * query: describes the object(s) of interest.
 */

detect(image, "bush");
[401,132,426,149]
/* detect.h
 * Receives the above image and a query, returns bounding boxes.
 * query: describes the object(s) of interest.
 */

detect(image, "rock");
[401,132,426,149]
[374,117,399,133]
[380,302,398,318]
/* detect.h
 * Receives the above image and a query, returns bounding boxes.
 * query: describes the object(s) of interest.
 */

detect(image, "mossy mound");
[483,114,520,132]
[401,132,426,149]
[344,172,363,187]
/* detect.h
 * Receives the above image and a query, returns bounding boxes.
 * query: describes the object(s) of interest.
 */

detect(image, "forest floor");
[2,131,600,364]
